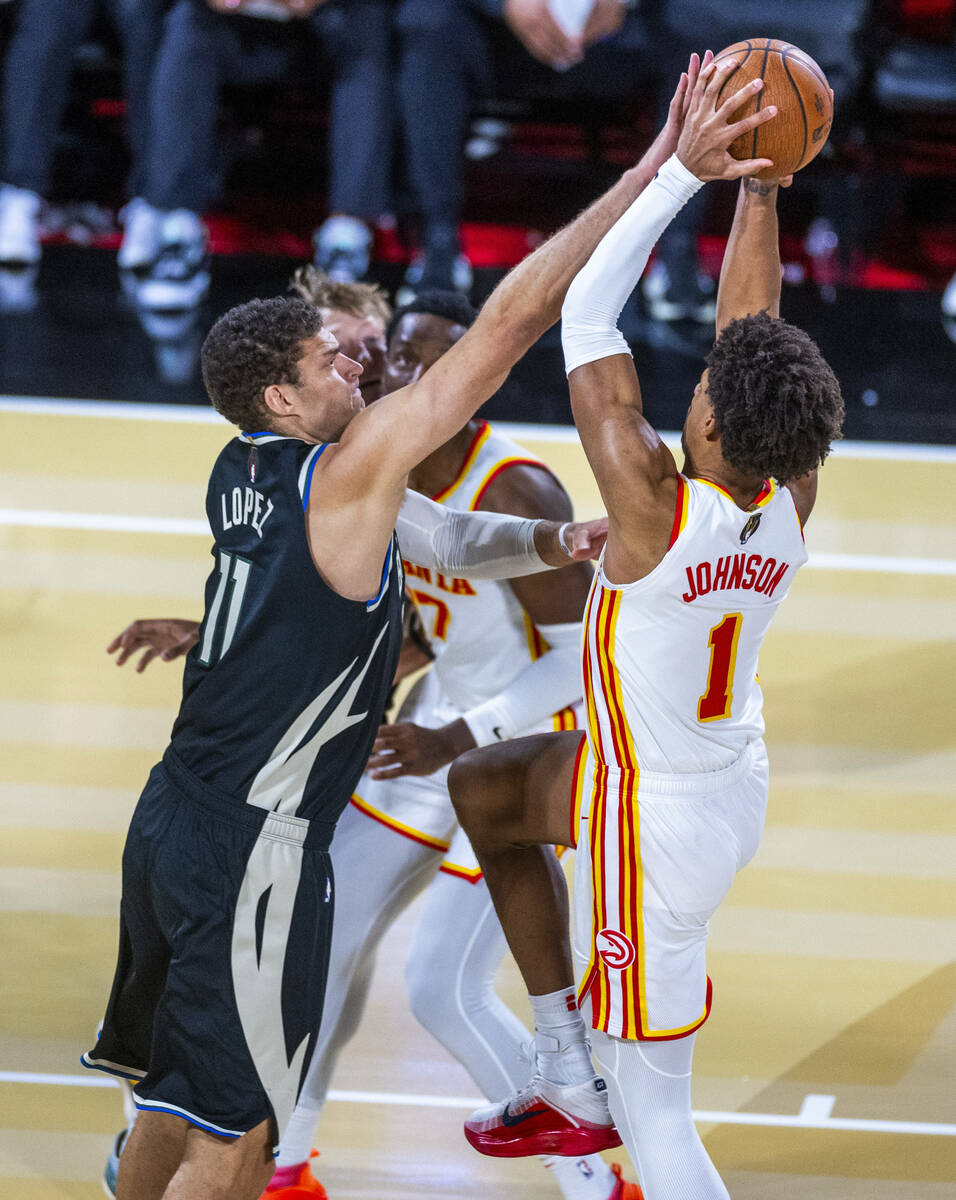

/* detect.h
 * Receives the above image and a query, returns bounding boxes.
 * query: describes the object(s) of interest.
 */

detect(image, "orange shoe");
[609,1162,644,1199]
[262,1150,328,1200]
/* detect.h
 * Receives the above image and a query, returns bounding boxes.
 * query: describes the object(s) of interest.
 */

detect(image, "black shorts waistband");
[160,748,336,851]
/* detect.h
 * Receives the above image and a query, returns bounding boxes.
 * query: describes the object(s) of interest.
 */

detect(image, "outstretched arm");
[715,178,784,333]
[396,489,607,581]
[306,58,709,600]
[715,175,818,524]
[563,58,779,582]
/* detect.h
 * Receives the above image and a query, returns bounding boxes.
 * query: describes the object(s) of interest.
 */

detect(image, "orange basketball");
[713,38,833,180]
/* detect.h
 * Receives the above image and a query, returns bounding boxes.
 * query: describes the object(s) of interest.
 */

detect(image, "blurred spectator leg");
[0,0,98,265]
[396,0,490,297]
[110,0,167,272]
[134,0,238,309]
[311,0,394,282]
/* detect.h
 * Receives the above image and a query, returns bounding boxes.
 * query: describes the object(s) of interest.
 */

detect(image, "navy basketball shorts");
[82,750,336,1145]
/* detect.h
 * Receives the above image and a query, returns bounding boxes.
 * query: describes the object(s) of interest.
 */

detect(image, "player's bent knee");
[448,746,523,844]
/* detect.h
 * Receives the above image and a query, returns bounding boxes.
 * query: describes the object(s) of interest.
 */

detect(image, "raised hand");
[676,57,778,181]
[107,618,200,673]
[638,51,710,177]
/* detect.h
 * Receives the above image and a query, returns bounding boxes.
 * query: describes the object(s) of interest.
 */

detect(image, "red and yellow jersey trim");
[523,612,548,662]
[567,733,588,848]
[695,475,777,509]
[668,473,690,549]
[578,584,713,1040]
[750,478,777,508]
[553,706,578,732]
[695,477,735,501]
[469,457,554,511]
[586,586,638,769]
[350,793,450,853]
[439,860,483,884]
[432,421,491,504]
[576,750,714,1040]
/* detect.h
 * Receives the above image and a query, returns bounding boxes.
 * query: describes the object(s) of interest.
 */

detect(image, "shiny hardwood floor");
[1,399,954,1198]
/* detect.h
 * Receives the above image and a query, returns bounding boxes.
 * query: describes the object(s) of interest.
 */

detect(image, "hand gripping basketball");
[675,57,778,182]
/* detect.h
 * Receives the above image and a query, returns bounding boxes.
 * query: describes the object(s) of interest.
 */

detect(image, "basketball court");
[1,396,953,1199]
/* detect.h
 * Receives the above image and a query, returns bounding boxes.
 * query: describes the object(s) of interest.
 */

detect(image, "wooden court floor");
[1,399,954,1199]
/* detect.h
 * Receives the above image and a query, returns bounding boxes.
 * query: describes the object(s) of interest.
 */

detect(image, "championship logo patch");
[739,513,762,545]
[596,928,636,971]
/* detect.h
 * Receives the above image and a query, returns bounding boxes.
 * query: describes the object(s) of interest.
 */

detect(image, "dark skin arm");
[716,174,818,526]
[368,463,592,779]
[107,618,200,673]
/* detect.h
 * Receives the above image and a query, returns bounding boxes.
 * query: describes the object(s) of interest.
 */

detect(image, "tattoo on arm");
[743,178,774,196]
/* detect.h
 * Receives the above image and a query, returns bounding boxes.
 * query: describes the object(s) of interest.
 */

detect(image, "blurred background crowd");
[0,0,952,425]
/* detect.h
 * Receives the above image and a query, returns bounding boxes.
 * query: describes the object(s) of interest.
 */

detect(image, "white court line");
[1,395,955,463]
[0,509,209,536]
[0,1072,952,1137]
[798,1093,836,1121]
[2,507,955,577]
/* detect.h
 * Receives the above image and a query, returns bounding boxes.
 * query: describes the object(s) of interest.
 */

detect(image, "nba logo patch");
[739,513,762,544]
[596,928,636,970]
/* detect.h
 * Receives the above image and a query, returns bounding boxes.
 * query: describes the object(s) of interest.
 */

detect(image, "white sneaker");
[134,209,210,311]
[313,215,372,283]
[0,185,42,266]
[118,198,163,271]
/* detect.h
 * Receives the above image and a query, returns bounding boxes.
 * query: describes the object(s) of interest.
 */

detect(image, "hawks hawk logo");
[596,928,636,970]
[739,513,762,545]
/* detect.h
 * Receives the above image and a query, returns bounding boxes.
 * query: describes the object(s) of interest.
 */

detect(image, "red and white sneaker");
[464,1074,622,1158]
[610,1161,644,1199]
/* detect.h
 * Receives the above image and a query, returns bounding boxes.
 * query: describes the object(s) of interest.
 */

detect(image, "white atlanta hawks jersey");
[403,420,577,730]
[584,474,808,777]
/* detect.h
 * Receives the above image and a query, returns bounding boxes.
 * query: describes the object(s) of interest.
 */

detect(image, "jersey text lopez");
[219,485,275,539]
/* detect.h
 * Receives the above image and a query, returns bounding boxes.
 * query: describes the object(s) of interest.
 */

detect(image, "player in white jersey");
[107,286,643,1200]
[448,57,845,1199]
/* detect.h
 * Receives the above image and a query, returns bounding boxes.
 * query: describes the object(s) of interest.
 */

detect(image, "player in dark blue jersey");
[82,57,720,1200]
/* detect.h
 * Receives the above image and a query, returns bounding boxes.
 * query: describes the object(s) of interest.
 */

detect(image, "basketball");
[713,38,834,180]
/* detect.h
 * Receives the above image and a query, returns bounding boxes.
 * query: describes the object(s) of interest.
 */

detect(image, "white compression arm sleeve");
[561,155,704,375]
[462,621,582,746]
[396,489,551,580]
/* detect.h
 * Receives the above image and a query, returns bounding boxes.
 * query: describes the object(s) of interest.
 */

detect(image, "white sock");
[542,1153,619,1199]
[529,988,596,1086]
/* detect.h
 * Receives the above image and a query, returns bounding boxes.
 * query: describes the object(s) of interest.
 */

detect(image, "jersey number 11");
[197,550,253,667]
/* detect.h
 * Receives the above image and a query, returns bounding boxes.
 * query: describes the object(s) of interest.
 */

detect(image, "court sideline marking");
[2,395,955,462]
[2,507,954,577]
[0,1071,951,1137]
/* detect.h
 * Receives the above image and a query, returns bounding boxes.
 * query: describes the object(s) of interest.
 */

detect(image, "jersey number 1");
[197,550,252,667]
[698,613,743,722]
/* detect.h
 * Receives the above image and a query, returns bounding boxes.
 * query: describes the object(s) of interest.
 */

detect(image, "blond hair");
[289,264,391,323]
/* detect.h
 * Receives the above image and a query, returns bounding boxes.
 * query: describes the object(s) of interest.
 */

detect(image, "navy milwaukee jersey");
[170,432,404,825]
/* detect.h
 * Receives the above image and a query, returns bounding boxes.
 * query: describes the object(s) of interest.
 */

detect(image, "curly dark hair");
[706,311,844,482]
[200,297,323,431]
[385,289,478,347]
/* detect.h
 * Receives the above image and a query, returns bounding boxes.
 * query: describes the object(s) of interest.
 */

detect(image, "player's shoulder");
[471,423,567,517]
